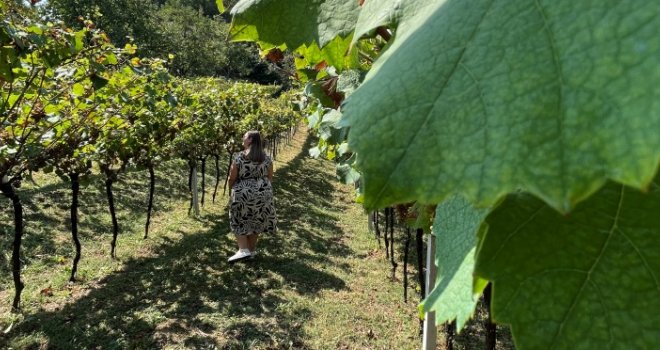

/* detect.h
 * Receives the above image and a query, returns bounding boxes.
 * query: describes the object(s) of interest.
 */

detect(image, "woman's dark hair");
[245,130,266,162]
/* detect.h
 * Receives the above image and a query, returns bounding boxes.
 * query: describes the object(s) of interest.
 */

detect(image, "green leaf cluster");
[2,8,301,184]
[1,7,301,311]
[171,78,300,162]
[45,0,288,82]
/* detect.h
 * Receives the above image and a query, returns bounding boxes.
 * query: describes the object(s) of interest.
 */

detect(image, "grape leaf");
[421,195,490,330]
[343,0,660,212]
[337,162,360,185]
[475,176,660,349]
[336,69,362,97]
[230,0,360,50]
[352,0,438,44]
[295,35,359,74]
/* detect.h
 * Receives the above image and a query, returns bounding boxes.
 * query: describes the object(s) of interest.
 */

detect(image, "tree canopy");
[45,0,292,82]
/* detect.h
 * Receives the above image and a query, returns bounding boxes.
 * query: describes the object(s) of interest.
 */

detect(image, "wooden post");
[191,166,200,216]
[422,231,437,350]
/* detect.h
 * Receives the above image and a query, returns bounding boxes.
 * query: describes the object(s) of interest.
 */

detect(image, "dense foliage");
[45,0,292,82]
[228,0,660,349]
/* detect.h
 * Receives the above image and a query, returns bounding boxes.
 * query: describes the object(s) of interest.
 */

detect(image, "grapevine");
[1,4,302,310]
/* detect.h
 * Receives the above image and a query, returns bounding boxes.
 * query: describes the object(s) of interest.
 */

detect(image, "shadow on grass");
[0,132,353,349]
[0,159,216,280]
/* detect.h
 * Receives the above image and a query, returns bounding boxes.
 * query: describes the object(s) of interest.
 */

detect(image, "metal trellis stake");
[422,230,437,350]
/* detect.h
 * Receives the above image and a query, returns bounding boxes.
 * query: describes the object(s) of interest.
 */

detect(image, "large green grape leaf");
[230,0,360,50]
[475,175,660,349]
[421,195,490,330]
[343,0,660,212]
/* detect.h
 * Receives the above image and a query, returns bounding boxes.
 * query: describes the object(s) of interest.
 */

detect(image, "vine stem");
[223,151,232,196]
[384,208,390,259]
[445,321,456,350]
[374,210,381,247]
[484,284,497,349]
[201,157,206,207]
[389,207,397,279]
[69,173,81,282]
[212,155,220,203]
[403,227,411,302]
[145,163,155,239]
[106,176,119,259]
[1,181,25,312]
[188,162,193,191]
[415,228,425,296]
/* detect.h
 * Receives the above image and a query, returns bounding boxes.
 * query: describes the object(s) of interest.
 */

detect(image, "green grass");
[0,129,426,349]
[0,128,515,349]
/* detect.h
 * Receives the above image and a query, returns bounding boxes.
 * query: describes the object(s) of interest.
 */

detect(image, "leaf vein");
[534,0,567,211]
[615,227,660,291]
[586,278,614,347]
[551,185,625,349]
[488,203,545,264]
[500,268,588,317]
[460,63,490,204]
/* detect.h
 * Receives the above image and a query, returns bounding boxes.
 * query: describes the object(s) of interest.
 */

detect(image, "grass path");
[0,128,422,349]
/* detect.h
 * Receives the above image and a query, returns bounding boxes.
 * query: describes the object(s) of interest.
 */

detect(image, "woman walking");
[227,130,276,263]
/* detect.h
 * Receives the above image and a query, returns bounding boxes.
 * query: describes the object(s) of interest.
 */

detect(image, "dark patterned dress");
[230,152,276,235]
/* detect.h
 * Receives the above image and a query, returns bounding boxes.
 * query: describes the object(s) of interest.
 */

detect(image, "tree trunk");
[212,155,220,203]
[69,173,82,282]
[403,227,411,302]
[188,163,193,191]
[106,177,119,259]
[201,157,206,207]
[373,210,381,247]
[1,181,25,312]
[389,207,397,279]
[188,161,194,214]
[384,208,390,259]
[191,164,199,216]
[416,228,425,297]
[484,284,497,350]
[273,136,278,160]
[223,152,232,196]
[144,164,155,239]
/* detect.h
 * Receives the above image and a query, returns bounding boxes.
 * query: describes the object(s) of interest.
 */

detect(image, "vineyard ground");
[0,127,513,349]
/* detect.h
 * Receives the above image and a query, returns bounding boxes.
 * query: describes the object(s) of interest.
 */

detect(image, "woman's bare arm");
[228,162,238,188]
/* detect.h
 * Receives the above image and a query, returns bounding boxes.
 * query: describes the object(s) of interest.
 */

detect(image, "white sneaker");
[228,249,252,263]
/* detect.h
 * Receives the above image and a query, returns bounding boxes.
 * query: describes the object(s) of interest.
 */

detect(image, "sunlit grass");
[0,128,429,349]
